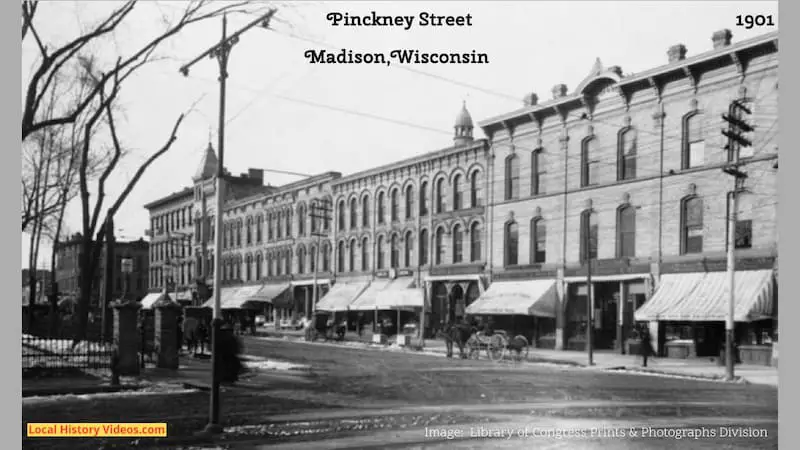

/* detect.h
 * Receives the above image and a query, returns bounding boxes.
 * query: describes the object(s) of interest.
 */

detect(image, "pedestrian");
[639,325,655,367]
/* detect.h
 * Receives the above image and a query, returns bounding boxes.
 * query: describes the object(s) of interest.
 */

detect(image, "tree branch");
[108,113,185,217]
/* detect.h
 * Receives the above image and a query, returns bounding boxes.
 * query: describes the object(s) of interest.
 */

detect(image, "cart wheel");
[467,336,481,359]
[512,335,530,362]
[487,335,505,361]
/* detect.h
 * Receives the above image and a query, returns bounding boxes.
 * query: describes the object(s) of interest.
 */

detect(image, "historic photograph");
[21,1,778,448]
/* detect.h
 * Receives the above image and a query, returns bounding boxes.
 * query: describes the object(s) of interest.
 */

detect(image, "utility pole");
[309,199,332,318]
[179,9,277,436]
[721,98,752,381]
[584,214,594,366]
[101,212,116,342]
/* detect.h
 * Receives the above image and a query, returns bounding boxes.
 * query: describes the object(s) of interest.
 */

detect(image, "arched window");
[452,224,463,263]
[361,237,370,271]
[285,250,292,275]
[683,112,705,169]
[453,174,463,210]
[246,218,253,245]
[681,197,703,254]
[505,155,520,200]
[581,137,598,187]
[309,246,316,273]
[338,200,346,230]
[338,240,345,273]
[350,198,358,229]
[323,198,331,231]
[531,219,546,264]
[256,253,263,279]
[405,185,414,219]
[256,215,263,243]
[267,214,274,241]
[297,247,306,274]
[435,227,445,265]
[362,196,370,228]
[390,189,399,222]
[268,255,274,277]
[419,229,429,266]
[322,242,331,272]
[349,239,356,272]
[617,205,636,258]
[420,181,429,216]
[504,221,519,266]
[404,231,414,267]
[245,255,252,281]
[377,192,386,224]
[531,151,544,195]
[580,210,599,262]
[470,170,483,208]
[436,178,445,213]
[377,235,385,269]
[390,234,399,268]
[285,210,292,237]
[297,205,306,236]
[470,222,482,262]
[618,128,638,181]
[275,212,282,239]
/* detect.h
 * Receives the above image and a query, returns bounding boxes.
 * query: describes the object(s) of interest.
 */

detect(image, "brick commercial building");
[477,29,777,361]
[143,28,777,363]
[54,234,150,306]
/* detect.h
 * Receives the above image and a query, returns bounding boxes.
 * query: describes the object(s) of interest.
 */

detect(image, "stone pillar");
[154,298,182,370]
[112,300,142,376]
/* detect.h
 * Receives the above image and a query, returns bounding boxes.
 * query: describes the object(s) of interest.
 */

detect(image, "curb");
[22,383,142,398]
[603,365,750,384]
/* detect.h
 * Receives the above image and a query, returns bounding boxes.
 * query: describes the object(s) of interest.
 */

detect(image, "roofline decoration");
[478,30,778,135]
[331,138,489,187]
[143,187,194,210]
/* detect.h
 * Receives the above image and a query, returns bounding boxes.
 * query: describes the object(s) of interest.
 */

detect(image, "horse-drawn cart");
[466,330,530,362]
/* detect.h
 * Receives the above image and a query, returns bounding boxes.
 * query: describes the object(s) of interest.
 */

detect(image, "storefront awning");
[634,270,775,322]
[348,279,392,311]
[465,279,557,317]
[563,273,651,283]
[250,283,291,304]
[141,292,171,310]
[316,281,370,312]
[202,286,245,309]
[375,278,426,310]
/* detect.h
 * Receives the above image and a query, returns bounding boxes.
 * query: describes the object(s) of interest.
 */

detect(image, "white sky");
[21,0,779,269]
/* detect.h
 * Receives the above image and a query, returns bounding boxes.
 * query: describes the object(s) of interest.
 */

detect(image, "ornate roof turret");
[193,142,218,182]
[453,101,474,147]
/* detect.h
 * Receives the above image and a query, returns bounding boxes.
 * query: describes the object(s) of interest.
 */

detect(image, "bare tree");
[21,1,280,341]
[21,0,267,141]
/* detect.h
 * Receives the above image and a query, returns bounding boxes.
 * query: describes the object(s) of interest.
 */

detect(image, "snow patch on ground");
[22,381,197,405]
[243,359,310,371]
[603,367,746,384]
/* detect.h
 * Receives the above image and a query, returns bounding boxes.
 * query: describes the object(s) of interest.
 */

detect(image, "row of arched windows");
[501,197,714,266]
[151,205,193,236]
[336,172,485,231]
[503,111,713,201]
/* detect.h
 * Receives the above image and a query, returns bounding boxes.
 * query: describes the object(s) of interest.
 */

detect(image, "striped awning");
[348,279,392,311]
[465,279,557,317]
[316,281,370,312]
[250,283,290,303]
[375,278,425,310]
[634,270,775,322]
[202,286,248,309]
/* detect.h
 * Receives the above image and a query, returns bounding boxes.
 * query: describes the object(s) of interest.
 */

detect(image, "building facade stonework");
[143,29,777,359]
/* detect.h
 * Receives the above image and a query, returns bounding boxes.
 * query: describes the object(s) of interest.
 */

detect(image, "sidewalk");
[253,331,778,387]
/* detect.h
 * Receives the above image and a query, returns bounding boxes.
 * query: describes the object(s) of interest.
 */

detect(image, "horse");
[506,335,530,364]
[183,317,210,356]
[436,322,477,359]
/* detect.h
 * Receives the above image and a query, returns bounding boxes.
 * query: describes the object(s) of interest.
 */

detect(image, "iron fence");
[22,334,115,373]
